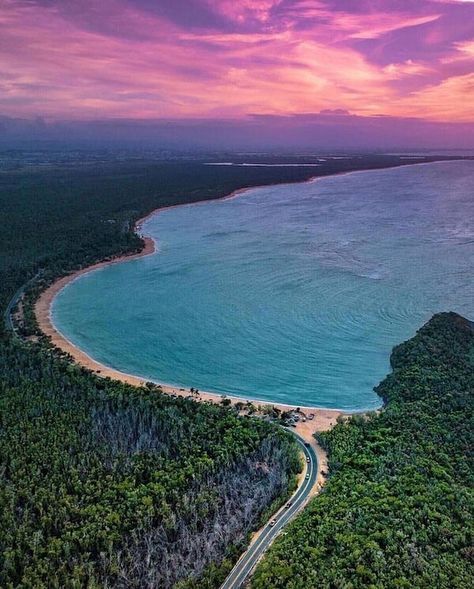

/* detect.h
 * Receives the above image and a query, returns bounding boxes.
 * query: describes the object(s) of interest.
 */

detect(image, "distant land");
[1,113,474,151]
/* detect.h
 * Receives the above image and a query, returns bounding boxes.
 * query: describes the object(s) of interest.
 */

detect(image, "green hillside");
[253,312,474,589]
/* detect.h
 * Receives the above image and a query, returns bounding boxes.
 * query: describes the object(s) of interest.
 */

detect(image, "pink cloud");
[442,39,474,62]
[394,73,474,121]
[0,0,472,123]
[328,13,442,40]
[383,60,433,78]
[205,0,283,23]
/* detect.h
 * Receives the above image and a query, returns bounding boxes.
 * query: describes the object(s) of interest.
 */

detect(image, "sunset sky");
[1,0,473,121]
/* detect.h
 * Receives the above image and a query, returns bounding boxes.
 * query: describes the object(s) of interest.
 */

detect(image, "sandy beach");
[34,205,343,489]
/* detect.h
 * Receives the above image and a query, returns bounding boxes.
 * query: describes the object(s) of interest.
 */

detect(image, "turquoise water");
[53,161,474,410]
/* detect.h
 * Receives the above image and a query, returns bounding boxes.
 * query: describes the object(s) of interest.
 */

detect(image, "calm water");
[53,161,474,410]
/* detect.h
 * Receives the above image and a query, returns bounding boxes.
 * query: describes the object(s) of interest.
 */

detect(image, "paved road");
[220,432,318,589]
[3,272,41,335]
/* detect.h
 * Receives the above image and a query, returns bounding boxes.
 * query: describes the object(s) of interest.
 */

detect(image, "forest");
[0,151,471,587]
[252,312,474,588]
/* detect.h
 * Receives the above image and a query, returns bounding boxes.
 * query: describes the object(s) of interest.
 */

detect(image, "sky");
[1,0,473,147]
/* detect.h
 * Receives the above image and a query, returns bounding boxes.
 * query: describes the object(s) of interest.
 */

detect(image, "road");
[3,272,41,335]
[220,432,318,589]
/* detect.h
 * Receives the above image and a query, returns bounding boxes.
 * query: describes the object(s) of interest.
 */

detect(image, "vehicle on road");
[219,433,318,589]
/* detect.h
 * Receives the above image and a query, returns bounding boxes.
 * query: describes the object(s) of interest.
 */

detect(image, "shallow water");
[53,161,474,410]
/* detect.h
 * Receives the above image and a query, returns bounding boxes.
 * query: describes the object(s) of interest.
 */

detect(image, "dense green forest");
[252,312,474,588]
[0,152,471,587]
[0,341,302,587]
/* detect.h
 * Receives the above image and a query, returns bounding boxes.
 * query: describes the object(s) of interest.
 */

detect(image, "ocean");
[52,161,474,410]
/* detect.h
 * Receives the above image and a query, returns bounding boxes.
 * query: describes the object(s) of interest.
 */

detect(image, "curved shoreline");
[35,159,467,481]
[34,204,342,474]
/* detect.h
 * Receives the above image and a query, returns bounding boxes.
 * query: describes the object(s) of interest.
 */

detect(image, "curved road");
[220,432,318,589]
[4,272,41,335]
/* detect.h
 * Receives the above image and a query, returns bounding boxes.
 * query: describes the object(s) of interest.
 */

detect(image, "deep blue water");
[53,161,474,410]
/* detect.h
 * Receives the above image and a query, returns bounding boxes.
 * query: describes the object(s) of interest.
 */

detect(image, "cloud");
[333,13,441,40]
[0,0,472,124]
[383,60,433,78]
[395,73,474,121]
[455,40,474,60]
[2,111,473,150]
[205,0,283,24]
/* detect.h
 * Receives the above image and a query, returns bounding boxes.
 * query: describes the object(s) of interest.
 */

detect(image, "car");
[305,473,310,479]
[285,502,292,508]
[306,457,310,463]
[269,519,277,526]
